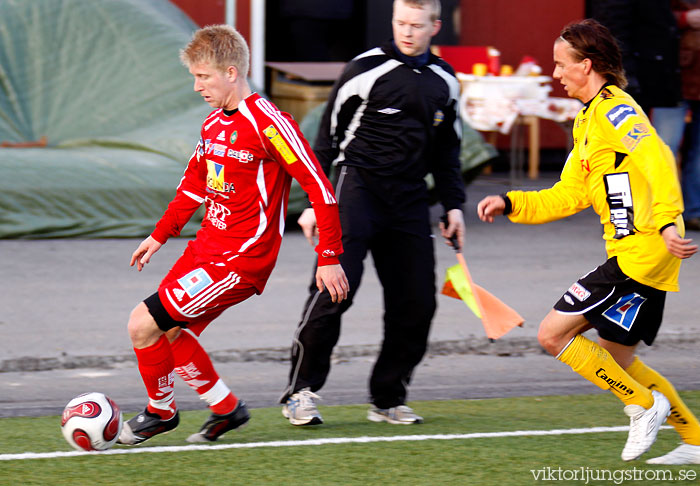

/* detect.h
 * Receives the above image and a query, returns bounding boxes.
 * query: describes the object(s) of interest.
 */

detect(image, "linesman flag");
[441,218,523,340]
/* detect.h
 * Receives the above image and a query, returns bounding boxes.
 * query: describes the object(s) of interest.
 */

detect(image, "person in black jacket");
[280,0,466,426]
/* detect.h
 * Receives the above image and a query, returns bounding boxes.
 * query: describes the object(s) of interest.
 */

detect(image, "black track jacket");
[314,40,466,211]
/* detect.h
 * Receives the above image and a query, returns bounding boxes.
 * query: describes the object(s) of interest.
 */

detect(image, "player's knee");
[127,302,162,348]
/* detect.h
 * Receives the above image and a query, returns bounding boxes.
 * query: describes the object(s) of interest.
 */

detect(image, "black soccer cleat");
[117,409,180,445]
[186,400,250,443]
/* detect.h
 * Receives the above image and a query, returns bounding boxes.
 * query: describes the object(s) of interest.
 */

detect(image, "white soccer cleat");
[621,390,671,461]
[646,443,700,465]
[367,405,423,424]
[282,388,323,426]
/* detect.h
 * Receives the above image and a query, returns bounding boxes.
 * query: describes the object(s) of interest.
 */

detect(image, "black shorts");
[553,257,666,346]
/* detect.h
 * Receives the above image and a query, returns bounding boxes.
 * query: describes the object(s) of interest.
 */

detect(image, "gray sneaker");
[282,389,323,426]
[368,405,423,424]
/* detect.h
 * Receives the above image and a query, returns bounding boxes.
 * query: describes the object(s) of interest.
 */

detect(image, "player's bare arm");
[130,236,163,271]
[316,263,349,303]
[439,208,466,249]
[477,195,506,223]
[661,225,698,259]
[297,207,318,246]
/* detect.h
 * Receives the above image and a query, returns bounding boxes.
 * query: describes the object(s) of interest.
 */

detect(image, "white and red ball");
[61,392,123,451]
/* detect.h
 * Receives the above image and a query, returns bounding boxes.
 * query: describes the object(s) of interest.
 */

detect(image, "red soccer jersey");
[151,93,342,293]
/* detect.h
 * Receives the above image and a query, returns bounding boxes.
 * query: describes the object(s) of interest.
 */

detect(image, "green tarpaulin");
[0,0,496,238]
[0,0,210,237]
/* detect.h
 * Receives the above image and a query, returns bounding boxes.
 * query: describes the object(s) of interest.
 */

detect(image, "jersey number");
[602,293,646,331]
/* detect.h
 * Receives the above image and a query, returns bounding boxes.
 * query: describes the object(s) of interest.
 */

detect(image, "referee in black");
[280,0,466,426]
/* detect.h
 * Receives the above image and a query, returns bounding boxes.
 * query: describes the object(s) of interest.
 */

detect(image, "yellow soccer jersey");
[507,85,685,292]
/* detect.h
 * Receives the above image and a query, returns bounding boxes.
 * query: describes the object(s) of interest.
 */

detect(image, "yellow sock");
[557,335,653,407]
[626,357,700,445]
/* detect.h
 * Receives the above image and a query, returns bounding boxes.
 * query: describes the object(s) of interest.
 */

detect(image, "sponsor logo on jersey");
[197,137,205,156]
[567,282,591,302]
[227,148,254,163]
[563,294,574,306]
[206,160,225,192]
[604,172,636,239]
[605,104,636,129]
[322,249,336,258]
[206,141,226,157]
[208,143,226,157]
[206,159,235,193]
[621,123,649,152]
[216,130,226,141]
[263,124,298,164]
[206,200,231,230]
[230,130,238,144]
[378,107,401,115]
[433,109,444,126]
[173,288,186,301]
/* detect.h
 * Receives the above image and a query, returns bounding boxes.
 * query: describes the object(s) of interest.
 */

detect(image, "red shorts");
[153,241,257,336]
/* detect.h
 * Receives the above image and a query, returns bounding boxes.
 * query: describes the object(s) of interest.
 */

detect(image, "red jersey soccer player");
[117,25,348,445]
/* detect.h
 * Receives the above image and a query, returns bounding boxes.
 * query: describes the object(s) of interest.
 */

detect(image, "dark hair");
[559,19,627,89]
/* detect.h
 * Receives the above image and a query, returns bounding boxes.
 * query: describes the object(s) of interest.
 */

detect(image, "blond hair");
[180,24,250,76]
[395,0,441,22]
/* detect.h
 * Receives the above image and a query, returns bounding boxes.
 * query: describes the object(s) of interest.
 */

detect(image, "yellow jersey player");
[478,19,699,464]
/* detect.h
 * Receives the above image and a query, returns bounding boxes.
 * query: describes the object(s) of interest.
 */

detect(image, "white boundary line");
[2,425,671,461]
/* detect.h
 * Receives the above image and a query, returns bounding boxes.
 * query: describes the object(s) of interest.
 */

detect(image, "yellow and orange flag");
[442,244,524,340]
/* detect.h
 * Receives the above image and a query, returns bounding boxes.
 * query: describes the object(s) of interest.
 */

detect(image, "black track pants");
[283,166,436,409]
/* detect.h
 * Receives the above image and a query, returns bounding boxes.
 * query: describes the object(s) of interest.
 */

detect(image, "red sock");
[134,335,176,419]
[171,330,238,415]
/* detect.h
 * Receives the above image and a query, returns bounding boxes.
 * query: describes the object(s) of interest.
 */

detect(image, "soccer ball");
[61,392,123,451]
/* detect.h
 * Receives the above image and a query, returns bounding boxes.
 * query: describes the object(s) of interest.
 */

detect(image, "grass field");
[2,393,700,485]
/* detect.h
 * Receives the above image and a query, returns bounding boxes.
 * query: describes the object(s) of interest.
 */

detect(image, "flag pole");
[441,215,494,343]
[441,215,523,341]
